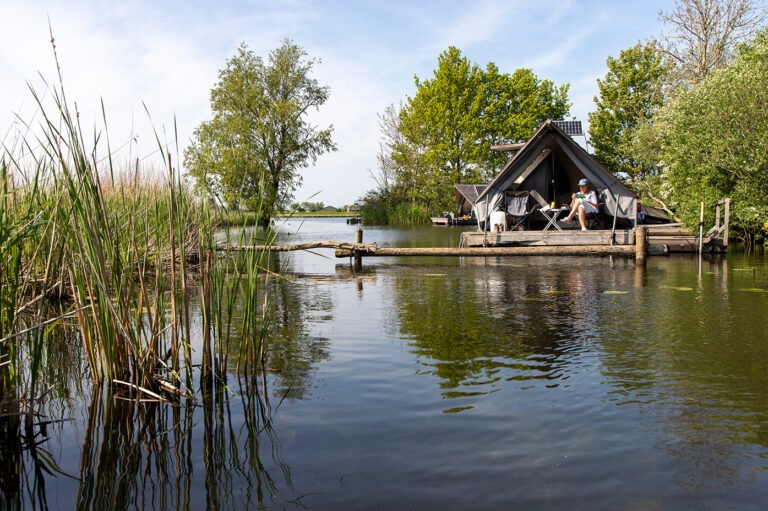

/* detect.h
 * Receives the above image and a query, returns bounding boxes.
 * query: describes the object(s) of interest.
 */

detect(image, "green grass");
[280,210,359,218]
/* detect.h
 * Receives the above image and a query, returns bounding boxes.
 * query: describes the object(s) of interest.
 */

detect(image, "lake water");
[7,217,768,510]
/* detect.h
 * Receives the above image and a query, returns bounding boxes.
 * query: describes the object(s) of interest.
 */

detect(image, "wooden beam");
[334,245,636,257]
[514,148,551,185]
[490,142,525,152]
[219,241,377,253]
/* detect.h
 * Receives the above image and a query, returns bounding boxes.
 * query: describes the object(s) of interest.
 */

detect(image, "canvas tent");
[454,184,487,217]
[474,120,637,230]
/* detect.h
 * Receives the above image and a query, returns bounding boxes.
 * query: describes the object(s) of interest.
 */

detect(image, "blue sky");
[1,0,672,206]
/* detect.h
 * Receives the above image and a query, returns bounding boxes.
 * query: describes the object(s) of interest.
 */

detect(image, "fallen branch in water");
[217,241,377,253]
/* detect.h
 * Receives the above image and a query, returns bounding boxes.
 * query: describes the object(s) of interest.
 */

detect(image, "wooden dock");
[458,224,725,254]
[431,216,475,226]
[226,226,656,262]
[223,220,727,263]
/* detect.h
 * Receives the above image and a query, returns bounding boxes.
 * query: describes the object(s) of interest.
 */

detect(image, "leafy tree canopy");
[658,27,768,238]
[391,47,570,212]
[184,40,336,222]
[588,41,671,182]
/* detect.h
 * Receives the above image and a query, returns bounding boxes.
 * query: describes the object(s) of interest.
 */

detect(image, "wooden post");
[698,201,704,254]
[723,198,730,249]
[636,226,647,265]
[354,228,363,270]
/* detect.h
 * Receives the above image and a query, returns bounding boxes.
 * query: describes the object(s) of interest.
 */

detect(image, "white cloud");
[2,0,669,206]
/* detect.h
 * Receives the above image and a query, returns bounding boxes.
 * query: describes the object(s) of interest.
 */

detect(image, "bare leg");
[578,206,587,229]
[565,198,581,221]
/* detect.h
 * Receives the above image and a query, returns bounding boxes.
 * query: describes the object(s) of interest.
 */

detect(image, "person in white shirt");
[563,178,598,231]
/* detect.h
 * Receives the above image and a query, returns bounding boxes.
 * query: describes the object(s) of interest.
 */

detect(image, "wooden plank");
[460,229,635,247]
[649,236,698,252]
[646,226,693,236]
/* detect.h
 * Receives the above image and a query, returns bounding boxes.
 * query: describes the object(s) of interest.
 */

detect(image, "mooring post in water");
[698,201,704,255]
[354,229,363,270]
[635,226,647,265]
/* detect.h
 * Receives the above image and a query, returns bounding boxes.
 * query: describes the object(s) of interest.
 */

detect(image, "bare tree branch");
[659,0,768,84]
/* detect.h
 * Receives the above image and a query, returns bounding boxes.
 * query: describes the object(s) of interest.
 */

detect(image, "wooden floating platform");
[334,244,637,257]
[222,223,724,262]
[431,216,475,226]
[459,224,725,254]
[459,229,634,247]
[222,240,638,257]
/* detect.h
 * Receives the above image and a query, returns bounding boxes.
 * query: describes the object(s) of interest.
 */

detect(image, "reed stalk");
[2,38,280,406]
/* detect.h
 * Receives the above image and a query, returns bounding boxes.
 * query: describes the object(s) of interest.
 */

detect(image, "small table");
[539,206,569,231]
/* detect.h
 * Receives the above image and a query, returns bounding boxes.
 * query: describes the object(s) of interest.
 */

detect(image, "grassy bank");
[282,210,360,218]
[215,209,360,227]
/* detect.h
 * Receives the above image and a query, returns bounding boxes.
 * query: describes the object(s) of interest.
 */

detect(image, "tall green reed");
[360,199,432,225]
[2,42,279,403]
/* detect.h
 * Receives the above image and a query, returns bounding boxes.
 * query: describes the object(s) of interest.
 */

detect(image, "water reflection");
[75,376,292,510]
[6,218,768,508]
[391,257,636,401]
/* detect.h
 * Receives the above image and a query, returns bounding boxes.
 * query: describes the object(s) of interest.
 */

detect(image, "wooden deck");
[459,224,726,253]
[431,216,475,226]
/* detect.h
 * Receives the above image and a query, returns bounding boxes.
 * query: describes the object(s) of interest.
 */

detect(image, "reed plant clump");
[360,200,432,225]
[2,73,277,404]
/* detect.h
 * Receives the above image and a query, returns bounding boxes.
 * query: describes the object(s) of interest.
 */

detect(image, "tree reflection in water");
[392,257,624,397]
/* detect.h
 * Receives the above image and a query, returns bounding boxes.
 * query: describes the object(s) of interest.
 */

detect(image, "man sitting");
[563,178,598,231]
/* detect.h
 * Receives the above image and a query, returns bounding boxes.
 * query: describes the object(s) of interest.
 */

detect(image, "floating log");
[220,241,636,257]
[334,245,636,257]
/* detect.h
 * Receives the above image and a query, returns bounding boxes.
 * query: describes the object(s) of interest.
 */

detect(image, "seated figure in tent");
[563,178,599,231]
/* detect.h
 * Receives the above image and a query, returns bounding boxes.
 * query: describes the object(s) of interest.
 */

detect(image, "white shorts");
[578,200,598,214]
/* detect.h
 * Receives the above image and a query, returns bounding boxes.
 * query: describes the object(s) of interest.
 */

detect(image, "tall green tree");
[588,41,671,182]
[658,27,768,240]
[184,40,336,221]
[393,47,570,212]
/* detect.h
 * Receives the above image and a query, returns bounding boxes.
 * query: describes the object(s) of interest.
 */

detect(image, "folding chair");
[505,191,533,230]
[585,190,606,230]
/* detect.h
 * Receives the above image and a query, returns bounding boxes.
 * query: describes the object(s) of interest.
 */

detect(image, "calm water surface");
[9,217,768,510]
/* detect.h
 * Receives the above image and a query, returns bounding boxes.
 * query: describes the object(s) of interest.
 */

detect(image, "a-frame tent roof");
[454,184,486,206]
[454,184,487,216]
[476,119,637,221]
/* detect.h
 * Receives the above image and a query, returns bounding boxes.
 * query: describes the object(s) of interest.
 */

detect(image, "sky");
[1,0,673,207]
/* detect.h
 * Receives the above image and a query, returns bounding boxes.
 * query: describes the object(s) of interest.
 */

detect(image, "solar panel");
[553,120,583,136]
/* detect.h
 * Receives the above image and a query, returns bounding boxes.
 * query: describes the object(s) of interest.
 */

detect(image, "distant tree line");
[291,201,325,212]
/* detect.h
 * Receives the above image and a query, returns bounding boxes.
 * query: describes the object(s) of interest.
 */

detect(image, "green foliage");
[184,40,336,223]
[291,201,325,212]
[588,41,671,181]
[359,190,431,225]
[391,47,570,213]
[658,27,768,236]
